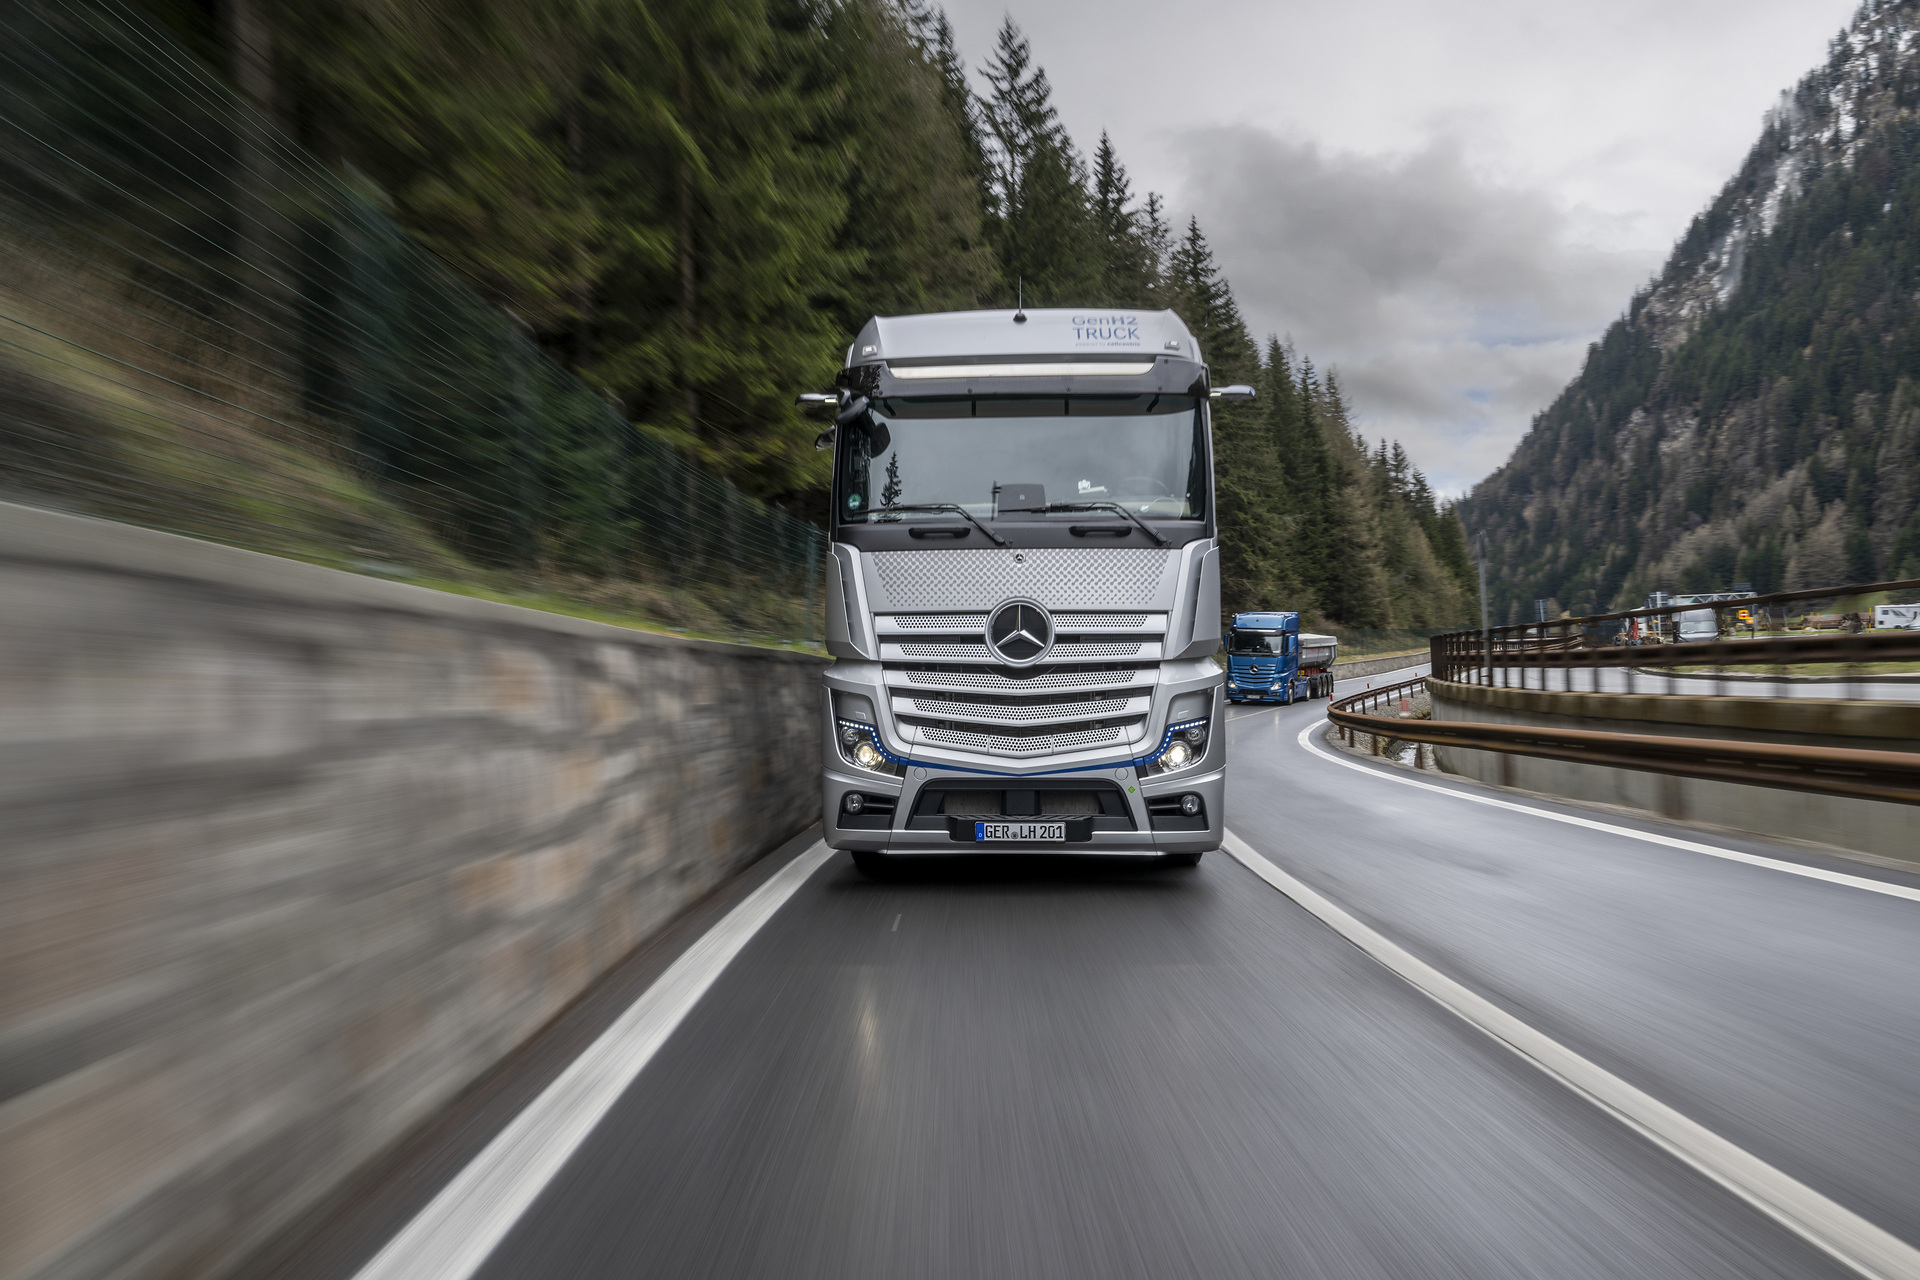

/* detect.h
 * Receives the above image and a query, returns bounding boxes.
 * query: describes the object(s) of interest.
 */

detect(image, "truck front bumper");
[823,765,1224,857]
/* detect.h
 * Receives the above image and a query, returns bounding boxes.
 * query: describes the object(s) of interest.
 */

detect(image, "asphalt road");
[378,663,1920,1280]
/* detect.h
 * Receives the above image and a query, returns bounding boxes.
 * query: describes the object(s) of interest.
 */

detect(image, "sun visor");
[843,356,1208,400]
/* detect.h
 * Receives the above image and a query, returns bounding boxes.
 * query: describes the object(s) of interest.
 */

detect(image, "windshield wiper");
[1045,501,1170,547]
[874,503,1008,546]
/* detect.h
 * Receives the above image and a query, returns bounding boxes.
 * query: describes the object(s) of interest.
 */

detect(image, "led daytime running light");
[836,718,908,772]
[1145,717,1209,768]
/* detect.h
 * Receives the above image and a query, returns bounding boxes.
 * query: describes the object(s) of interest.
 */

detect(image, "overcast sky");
[941,0,1861,494]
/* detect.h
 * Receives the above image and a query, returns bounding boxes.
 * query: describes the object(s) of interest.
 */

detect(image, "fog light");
[1180,793,1201,816]
[852,740,886,771]
[844,792,865,814]
[1182,725,1206,746]
[839,723,862,746]
[1160,738,1193,771]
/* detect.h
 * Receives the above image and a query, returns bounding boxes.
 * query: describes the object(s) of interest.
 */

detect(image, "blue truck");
[1225,612,1339,703]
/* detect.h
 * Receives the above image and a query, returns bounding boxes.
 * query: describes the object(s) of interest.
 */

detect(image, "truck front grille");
[920,723,1127,754]
[875,604,1170,760]
[893,640,1149,661]
[907,695,1134,721]
[898,666,1149,691]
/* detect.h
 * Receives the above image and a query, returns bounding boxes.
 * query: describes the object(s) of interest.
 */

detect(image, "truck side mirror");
[834,395,889,455]
[800,391,841,450]
[1210,385,1256,401]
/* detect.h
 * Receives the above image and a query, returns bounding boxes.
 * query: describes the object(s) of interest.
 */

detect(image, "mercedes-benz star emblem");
[986,599,1054,667]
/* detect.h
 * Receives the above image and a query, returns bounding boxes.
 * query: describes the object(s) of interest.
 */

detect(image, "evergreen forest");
[139,0,1475,631]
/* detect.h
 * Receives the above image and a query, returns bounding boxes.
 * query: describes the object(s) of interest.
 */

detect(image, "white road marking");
[352,840,837,1280]
[1294,718,1920,905]
[1221,830,1920,1280]
[892,913,901,931]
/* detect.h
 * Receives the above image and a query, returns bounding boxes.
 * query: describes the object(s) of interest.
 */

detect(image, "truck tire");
[1164,851,1203,867]
[851,850,893,878]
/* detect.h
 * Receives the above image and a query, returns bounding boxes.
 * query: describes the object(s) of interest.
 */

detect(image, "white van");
[1675,607,1720,642]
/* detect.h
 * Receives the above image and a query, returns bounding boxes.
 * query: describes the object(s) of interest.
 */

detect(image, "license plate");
[975,821,1066,842]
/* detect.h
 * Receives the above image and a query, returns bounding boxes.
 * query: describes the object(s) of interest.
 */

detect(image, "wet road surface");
[332,665,1920,1280]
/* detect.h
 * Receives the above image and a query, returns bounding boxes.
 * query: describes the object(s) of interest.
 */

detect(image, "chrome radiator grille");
[878,610,1166,759]
[860,548,1182,759]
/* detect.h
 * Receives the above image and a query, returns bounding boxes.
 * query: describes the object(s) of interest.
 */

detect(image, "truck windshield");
[839,394,1205,523]
[1228,631,1289,655]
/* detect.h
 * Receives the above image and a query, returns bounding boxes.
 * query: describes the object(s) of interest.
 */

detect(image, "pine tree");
[821,0,996,328]
[978,18,1098,306]
[273,0,605,334]
[586,0,850,503]
[1165,218,1255,376]
[1141,192,1173,301]
[1090,132,1154,305]
[901,1,996,269]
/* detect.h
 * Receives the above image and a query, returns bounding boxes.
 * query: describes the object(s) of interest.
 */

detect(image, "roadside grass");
[1,236,822,654]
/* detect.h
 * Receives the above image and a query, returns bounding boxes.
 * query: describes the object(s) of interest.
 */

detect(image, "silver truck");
[809,308,1245,875]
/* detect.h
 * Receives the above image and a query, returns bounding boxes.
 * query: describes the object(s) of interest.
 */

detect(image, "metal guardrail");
[1326,677,1920,807]
[1432,576,1920,689]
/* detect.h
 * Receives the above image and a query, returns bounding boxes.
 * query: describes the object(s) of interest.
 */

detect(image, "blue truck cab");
[1225,612,1338,703]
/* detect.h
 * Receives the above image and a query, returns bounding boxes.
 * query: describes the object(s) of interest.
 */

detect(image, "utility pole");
[1476,532,1492,686]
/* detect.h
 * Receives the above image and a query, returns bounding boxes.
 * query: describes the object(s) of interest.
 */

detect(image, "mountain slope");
[1463,0,1920,621]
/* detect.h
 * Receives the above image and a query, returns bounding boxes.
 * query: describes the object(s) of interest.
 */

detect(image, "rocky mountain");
[1463,0,1920,621]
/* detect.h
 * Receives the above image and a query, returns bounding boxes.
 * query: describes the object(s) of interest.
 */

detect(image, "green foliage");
[133,0,1462,629]
[977,18,1098,306]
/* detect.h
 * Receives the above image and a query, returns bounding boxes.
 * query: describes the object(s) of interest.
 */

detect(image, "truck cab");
[1226,612,1337,703]
[814,308,1240,874]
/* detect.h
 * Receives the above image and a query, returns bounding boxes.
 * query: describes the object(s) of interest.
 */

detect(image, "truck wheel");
[1164,851,1203,867]
[851,850,893,878]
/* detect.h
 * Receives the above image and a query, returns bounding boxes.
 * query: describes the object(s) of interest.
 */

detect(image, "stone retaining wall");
[0,503,825,1280]
[1429,678,1919,864]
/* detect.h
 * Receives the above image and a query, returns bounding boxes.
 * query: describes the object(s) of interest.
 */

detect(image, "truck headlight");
[1143,716,1210,775]
[836,718,902,776]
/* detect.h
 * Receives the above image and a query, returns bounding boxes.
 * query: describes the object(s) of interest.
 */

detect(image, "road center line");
[352,840,837,1280]
[1293,718,1920,904]
[1220,829,1920,1280]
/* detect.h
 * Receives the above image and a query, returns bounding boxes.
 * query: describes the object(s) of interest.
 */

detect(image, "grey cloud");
[1174,126,1658,492]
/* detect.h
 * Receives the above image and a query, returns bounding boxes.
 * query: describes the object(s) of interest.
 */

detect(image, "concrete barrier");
[1429,678,1920,864]
[0,503,825,1280]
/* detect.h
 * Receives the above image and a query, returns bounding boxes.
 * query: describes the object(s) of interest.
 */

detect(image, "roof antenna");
[1013,277,1027,323]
